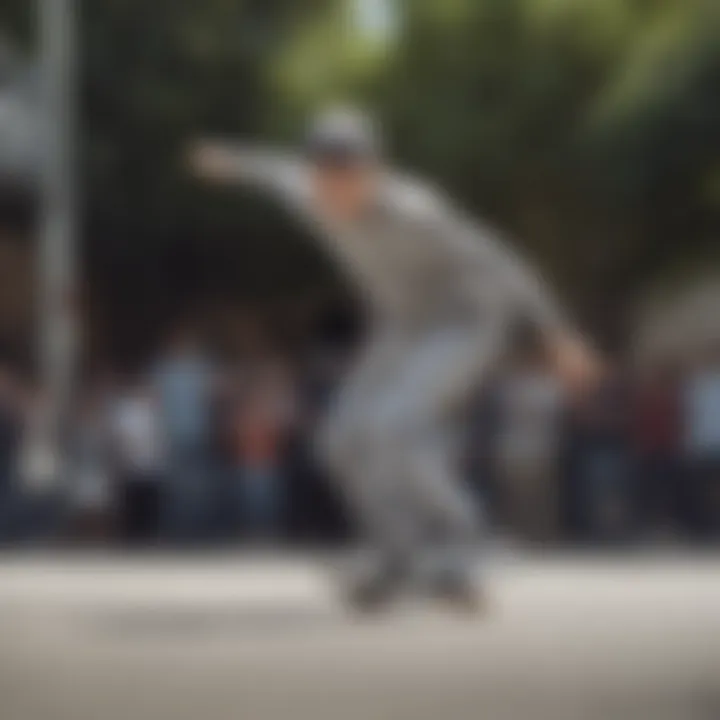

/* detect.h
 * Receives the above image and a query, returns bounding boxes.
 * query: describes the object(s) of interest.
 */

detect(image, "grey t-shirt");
[222,147,567,337]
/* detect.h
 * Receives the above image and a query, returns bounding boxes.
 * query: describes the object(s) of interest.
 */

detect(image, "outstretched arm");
[188,139,307,199]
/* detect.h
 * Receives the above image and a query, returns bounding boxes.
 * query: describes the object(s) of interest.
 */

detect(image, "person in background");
[110,378,166,546]
[0,365,24,543]
[12,383,66,543]
[631,362,682,538]
[288,342,353,544]
[232,359,296,543]
[209,363,244,543]
[153,327,214,544]
[681,346,720,539]
[67,377,114,543]
[464,376,502,534]
[571,364,633,543]
[497,349,566,543]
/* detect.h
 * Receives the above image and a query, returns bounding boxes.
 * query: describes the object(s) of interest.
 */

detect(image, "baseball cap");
[305,106,381,164]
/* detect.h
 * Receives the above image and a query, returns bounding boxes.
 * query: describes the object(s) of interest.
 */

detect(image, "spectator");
[109,379,166,545]
[632,363,682,537]
[12,383,65,543]
[231,360,296,542]
[497,353,565,542]
[570,366,633,543]
[682,347,720,539]
[0,366,23,542]
[288,344,352,544]
[67,379,114,543]
[465,378,502,530]
[209,364,244,542]
[153,327,214,544]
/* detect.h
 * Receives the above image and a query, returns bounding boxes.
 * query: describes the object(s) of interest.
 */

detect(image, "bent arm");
[474,223,570,339]
[445,211,601,387]
[426,199,571,339]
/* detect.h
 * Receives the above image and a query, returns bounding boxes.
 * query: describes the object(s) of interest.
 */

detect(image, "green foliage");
[79,0,335,333]
[0,0,32,49]
[1,0,718,344]
[362,0,720,339]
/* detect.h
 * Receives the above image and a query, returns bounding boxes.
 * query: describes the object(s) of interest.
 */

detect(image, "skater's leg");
[365,326,498,596]
[406,431,481,579]
[315,336,421,604]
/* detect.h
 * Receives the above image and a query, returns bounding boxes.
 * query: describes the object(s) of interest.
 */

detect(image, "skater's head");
[305,106,381,222]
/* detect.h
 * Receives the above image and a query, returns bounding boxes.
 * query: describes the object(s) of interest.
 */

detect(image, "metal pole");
[35,0,77,488]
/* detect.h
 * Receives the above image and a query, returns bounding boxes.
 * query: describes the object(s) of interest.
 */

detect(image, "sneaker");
[432,575,490,616]
[343,565,406,614]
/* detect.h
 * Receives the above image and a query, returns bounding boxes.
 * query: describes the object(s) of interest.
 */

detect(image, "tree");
[2,0,718,349]
[326,0,720,344]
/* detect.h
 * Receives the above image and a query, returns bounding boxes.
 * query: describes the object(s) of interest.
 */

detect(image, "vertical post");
[36,0,77,488]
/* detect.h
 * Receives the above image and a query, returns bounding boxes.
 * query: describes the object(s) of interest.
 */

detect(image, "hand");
[187,140,234,182]
[551,334,604,395]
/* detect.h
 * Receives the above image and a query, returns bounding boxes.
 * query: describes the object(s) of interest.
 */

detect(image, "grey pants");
[318,324,498,578]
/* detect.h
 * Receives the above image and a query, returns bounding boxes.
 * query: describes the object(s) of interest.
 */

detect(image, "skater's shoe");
[344,568,404,614]
[432,575,490,616]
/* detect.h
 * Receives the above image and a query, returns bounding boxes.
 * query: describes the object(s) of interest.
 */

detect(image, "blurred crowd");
[0,329,720,549]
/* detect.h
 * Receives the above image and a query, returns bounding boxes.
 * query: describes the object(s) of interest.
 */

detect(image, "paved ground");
[0,552,718,720]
